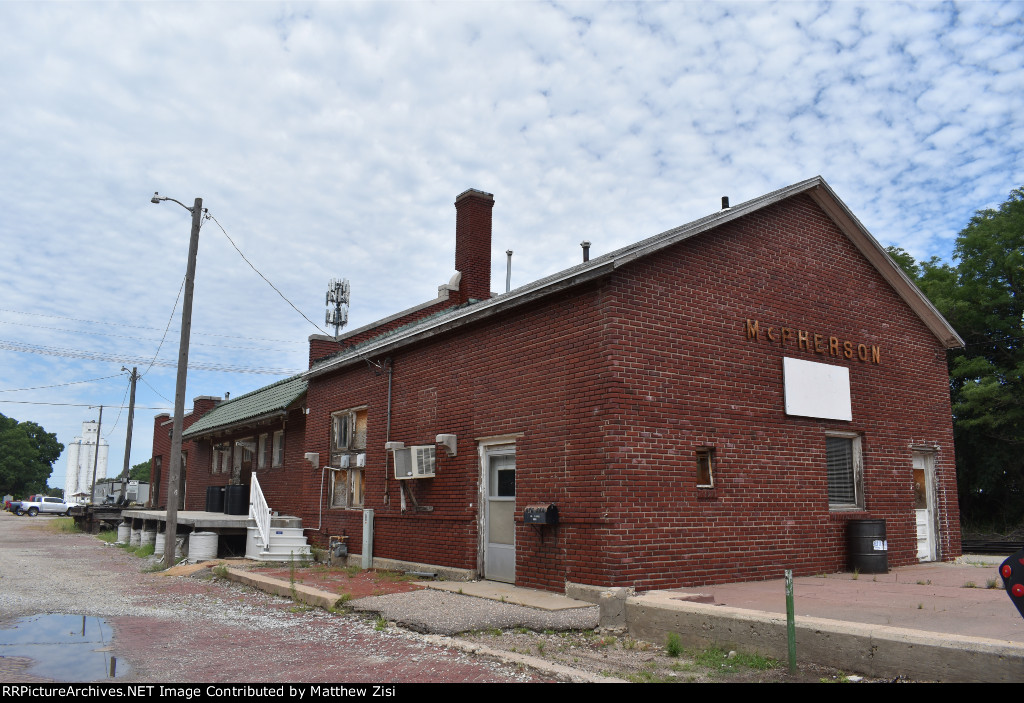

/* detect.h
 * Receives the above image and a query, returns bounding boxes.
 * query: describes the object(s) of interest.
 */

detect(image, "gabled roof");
[306,176,962,379]
[182,375,307,440]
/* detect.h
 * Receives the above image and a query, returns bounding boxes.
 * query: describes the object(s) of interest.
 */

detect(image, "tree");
[887,186,1024,529]
[129,459,151,482]
[0,414,64,498]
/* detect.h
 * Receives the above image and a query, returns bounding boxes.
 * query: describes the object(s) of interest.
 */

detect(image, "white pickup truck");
[16,496,70,516]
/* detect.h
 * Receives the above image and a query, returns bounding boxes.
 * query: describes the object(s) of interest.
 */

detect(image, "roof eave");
[805,182,964,349]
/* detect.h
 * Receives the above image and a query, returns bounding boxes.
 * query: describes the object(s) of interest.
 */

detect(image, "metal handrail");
[250,475,271,549]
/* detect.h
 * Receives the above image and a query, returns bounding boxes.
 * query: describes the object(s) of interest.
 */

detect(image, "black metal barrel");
[205,486,225,513]
[224,485,249,515]
[848,519,888,573]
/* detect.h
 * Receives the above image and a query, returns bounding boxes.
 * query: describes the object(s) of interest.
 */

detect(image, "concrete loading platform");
[119,509,307,561]
[598,557,1024,682]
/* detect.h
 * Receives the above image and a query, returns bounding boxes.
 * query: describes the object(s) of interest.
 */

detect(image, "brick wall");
[149,396,220,510]
[294,192,958,593]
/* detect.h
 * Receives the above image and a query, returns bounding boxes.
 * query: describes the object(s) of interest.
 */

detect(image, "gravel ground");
[0,512,548,683]
[0,512,893,683]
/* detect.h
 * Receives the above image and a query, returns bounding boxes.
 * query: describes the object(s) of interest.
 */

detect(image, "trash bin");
[205,486,225,513]
[224,484,249,515]
[847,519,888,573]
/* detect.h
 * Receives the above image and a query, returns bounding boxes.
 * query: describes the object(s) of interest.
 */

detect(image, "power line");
[140,275,185,378]
[103,375,132,438]
[0,319,303,352]
[206,212,333,338]
[0,399,171,410]
[139,374,173,404]
[0,307,304,345]
[0,373,123,393]
[0,339,301,375]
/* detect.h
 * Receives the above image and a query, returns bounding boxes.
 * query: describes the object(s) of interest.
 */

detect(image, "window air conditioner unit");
[393,445,436,480]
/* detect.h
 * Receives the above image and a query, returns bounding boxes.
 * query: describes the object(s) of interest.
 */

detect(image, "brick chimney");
[454,189,494,303]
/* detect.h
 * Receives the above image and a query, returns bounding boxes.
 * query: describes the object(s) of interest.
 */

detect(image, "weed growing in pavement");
[212,564,229,579]
[917,603,923,609]
[329,593,353,615]
[536,640,545,656]
[916,579,932,586]
[987,578,1000,589]
[488,627,503,637]
[374,615,388,631]
[375,570,418,583]
[962,581,977,589]
[665,632,683,657]
[344,564,362,577]
[851,567,860,580]
[289,552,300,602]
[819,671,851,683]
[690,646,778,675]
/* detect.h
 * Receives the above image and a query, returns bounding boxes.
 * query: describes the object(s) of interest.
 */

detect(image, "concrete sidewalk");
[221,557,1024,682]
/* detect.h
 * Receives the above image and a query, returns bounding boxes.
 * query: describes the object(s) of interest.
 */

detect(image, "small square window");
[696,449,714,488]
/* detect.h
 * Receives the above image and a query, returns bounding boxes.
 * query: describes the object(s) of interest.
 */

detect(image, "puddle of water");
[0,614,130,681]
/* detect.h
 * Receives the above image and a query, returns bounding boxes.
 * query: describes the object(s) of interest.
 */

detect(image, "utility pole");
[120,367,138,499]
[152,193,203,568]
[89,405,103,504]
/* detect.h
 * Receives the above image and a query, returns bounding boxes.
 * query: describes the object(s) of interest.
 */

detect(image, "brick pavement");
[0,512,548,683]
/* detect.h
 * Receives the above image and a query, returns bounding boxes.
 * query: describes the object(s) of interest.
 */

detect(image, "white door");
[484,448,516,583]
[913,451,936,562]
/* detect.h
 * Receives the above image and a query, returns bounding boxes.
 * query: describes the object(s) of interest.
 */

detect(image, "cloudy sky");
[0,1,1021,492]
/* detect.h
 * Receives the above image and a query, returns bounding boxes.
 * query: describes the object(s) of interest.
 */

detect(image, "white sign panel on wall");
[782,357,852,421]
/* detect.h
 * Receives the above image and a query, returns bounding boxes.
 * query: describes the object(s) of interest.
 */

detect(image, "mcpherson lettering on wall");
[744,319,881,364]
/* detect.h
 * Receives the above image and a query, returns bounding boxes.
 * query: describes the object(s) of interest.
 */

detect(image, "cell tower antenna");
[325,278,350,338]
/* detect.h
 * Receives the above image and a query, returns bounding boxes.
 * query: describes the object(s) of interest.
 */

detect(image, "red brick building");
[153,177,963,593]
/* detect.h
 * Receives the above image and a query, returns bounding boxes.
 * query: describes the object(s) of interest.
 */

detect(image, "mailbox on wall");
[524,503,559,525]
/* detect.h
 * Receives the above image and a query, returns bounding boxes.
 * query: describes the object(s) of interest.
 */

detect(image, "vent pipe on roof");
[505,250,513,293]
[581,240,591,262]
[721,196,730,210]
[224,392,230,400]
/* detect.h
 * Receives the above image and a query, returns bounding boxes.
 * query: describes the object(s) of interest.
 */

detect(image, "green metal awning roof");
[182,375,307,440]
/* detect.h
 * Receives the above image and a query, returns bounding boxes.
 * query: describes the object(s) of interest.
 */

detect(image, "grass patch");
[133,544,155,558]
[48,517,82,533]
[97,528,118,543]
[374,615,388,631]
[690,646,778,675]
[374,569,419,583]
[344,564,362,577]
